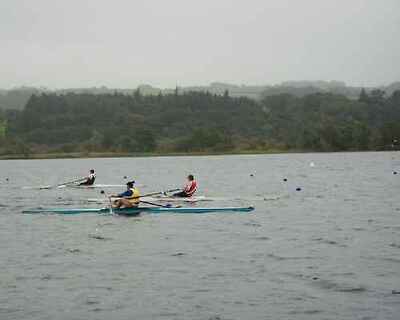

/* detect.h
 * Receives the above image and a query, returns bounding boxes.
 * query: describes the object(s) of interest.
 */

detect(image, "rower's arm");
[117,190,132,198]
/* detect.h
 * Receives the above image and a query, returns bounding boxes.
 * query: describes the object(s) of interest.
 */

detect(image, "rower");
[112,181,140,208]
[79,169,96,186]
[173,175,197,198]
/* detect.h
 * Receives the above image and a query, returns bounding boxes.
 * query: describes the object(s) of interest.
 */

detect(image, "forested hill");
[0,89,399,157]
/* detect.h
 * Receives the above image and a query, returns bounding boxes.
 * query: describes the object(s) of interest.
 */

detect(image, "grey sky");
[1,0,399,89]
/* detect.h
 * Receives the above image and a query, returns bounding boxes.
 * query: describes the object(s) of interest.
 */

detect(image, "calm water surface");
[0,152,399,320]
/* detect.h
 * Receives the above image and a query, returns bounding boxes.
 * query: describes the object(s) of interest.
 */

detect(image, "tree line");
[0,88,399,157]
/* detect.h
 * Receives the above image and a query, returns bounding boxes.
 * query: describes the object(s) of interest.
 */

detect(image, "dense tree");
[1,90,400,156]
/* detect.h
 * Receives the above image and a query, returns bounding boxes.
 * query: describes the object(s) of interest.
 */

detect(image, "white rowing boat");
[87,194,280,204]
[23,184,127,190]
[86,196,207,203]
[67,184,126,189]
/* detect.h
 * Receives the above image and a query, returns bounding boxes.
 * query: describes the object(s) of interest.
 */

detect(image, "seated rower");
[112,181,140,208]
[173,174,197,198]
[79,169,96,186]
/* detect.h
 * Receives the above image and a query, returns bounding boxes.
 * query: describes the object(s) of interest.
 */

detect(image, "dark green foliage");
[261,91,399,151]
[1,89,400,156]
[176,128,233,152]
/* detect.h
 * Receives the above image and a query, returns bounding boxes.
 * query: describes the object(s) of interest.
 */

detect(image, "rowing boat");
[66,184,126,189]
[87,195,210,203]
[153,195,281,202]
[87,194,280,204]
[23,184,126,190]
[22,206,255,215]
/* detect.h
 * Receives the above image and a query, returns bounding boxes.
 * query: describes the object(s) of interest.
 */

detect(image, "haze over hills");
[1,81,399,110]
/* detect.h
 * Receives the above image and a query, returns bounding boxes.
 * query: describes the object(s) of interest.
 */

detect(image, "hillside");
[0,89,399,158]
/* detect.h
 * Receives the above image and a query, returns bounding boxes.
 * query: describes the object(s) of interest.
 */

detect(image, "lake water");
[1,152,399,320]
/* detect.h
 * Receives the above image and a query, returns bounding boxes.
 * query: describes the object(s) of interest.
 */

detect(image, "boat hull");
[22,206,255,215]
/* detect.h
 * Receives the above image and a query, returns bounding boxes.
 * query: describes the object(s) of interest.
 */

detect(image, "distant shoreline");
[0,149,393,160]
[0,149,288,160]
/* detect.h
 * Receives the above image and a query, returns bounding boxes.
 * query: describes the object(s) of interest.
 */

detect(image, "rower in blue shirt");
[111,181,140,208]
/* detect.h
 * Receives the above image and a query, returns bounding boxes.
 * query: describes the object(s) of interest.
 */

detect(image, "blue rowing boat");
[22,206,255,215]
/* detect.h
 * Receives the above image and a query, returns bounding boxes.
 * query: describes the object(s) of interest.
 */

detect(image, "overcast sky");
[1,0,399,89]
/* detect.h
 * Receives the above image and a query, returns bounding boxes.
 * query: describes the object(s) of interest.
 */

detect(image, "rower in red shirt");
[173,175,197,198]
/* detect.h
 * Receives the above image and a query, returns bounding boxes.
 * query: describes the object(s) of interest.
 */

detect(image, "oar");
[140,200,179,208]
[56,177,87,187]
[40,177,87,190]
[100,190,113,214]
